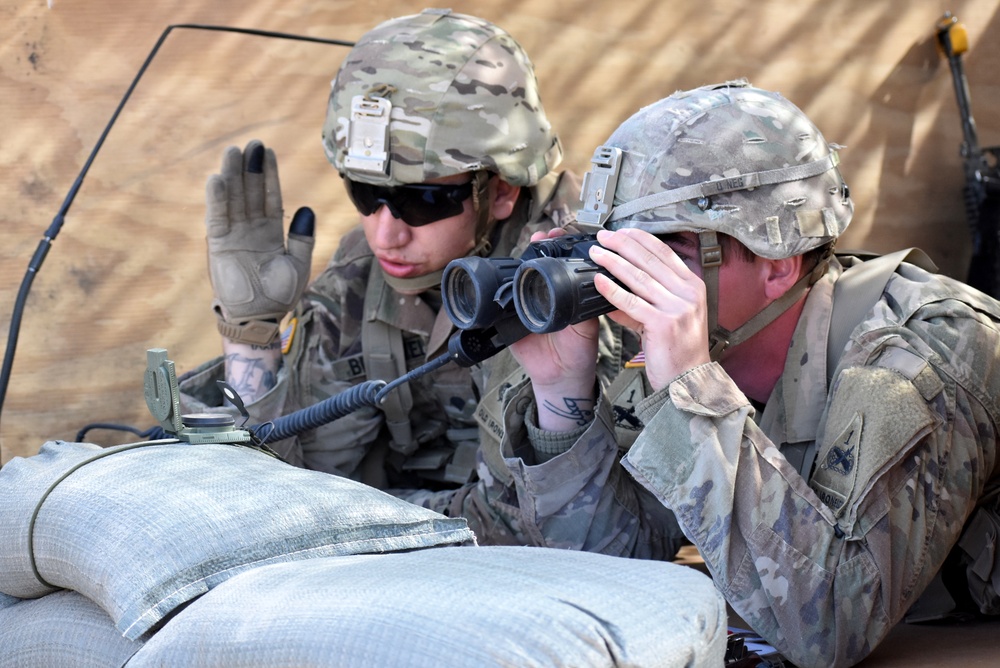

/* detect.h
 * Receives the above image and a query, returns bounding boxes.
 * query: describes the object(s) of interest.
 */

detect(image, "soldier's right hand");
[205,139,316,346]
[590,228,711,392]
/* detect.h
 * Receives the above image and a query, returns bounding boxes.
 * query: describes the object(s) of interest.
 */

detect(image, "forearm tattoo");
[542,397,595,426]
[225,347,280,398]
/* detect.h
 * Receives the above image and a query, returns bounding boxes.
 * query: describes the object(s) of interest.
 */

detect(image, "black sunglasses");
[344,177,478,227]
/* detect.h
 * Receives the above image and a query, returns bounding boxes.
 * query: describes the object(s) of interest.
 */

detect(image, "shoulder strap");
[362,266,416,453]
[788,249,938,482]
[827,248,937,388]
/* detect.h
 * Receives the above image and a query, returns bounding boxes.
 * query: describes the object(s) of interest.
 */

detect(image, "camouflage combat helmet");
[322,8,562,188]
[578,80,853,358]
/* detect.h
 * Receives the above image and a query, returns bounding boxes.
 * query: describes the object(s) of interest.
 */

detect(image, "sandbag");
[0,590,145,668]
[126,545,727,668]
[0,440,475,640]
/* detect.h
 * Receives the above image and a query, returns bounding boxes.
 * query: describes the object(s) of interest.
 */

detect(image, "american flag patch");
[625,350,645,368]
[281,317,298,355]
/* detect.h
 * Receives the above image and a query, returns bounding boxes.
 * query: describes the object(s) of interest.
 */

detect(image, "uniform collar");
[759,259,843,444]
[366,263,437,338]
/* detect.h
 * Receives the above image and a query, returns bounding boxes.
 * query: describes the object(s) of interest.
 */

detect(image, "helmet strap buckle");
[700,241,723,268]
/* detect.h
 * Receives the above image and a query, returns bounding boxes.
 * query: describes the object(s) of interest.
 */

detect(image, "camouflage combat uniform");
[411,82,1000,667]
[180,170,579,487]
[434,256,1000,668]
[182,9,576,489]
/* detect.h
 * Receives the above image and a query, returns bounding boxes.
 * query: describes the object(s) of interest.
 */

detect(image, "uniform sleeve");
[621,359,996,668]
[178,251,386,479]
[400,311,682,554]
[406,376,685,558]
[177,356,305,468]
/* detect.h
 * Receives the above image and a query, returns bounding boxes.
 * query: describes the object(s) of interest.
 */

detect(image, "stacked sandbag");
[0,439,729,667]
[126,546,728,668]
[0,440,475,639]
[0,590,145,668]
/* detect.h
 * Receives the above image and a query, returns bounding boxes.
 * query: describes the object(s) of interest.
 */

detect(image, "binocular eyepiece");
[442,234,617,339]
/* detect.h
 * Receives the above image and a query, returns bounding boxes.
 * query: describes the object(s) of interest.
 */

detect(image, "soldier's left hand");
[205,139,315,345]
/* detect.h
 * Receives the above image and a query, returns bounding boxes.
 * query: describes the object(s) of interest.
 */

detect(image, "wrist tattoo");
[225,353,279,397]
[247,341,282,352]
[542,397,595,426]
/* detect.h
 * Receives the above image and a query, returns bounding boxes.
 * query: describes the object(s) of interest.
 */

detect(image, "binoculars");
[441,234,617,344]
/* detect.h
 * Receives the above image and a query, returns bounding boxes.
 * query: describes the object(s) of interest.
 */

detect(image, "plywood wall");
[2,0,998,463]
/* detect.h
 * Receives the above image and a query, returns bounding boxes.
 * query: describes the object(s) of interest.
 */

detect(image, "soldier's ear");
[762,254,803,300]
[490,180,520,221]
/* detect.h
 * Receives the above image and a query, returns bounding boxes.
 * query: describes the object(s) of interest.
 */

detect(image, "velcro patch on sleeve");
[810,365,937,527]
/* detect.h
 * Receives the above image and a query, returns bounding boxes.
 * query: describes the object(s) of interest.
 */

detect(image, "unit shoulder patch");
[810,364,937,525]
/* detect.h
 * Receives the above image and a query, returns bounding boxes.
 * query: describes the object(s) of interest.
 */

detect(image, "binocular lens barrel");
[441,234,615,340]
[514,266,555,330]
[441,257,522,330]
[513,256,614,334]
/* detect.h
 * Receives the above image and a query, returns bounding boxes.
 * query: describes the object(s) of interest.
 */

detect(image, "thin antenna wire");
[0,24,354,463]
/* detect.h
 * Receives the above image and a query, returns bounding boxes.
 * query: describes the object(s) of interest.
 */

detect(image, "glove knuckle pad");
[259,256,302,306]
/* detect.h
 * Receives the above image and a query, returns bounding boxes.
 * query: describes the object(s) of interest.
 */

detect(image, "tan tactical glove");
[205,140,315,345]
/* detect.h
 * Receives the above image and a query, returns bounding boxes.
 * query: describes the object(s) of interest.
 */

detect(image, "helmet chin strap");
[468,170,497,257]
[699,231,829,361]
[383,270,445,294]
[383,171,497,295]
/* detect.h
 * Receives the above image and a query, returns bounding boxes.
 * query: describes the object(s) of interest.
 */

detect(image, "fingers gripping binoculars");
[442,233,618,348]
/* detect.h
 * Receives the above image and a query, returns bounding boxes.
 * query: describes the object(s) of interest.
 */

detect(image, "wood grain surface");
[2,0,998,462]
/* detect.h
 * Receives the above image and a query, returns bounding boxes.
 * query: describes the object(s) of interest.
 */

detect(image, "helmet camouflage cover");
[589,80,853,259]
[322,8,562,187]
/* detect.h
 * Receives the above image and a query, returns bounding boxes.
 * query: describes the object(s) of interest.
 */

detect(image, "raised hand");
[205,139,315,345]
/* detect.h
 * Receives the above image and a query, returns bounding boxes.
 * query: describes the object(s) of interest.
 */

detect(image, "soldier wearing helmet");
[179,9,580,490]
[439,81,1000,666]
